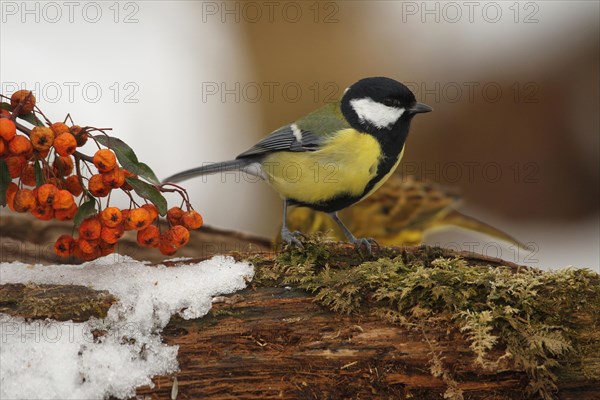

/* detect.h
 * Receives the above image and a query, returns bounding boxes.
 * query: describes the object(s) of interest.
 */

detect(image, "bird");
[163,77,432,253]
[283,174,528,248]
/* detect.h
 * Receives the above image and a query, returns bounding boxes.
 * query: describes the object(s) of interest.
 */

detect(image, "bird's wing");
[236,102,349,159]
[235,125,322,159]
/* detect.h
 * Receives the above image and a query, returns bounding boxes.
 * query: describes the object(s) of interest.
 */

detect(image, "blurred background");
[1,1,598,270]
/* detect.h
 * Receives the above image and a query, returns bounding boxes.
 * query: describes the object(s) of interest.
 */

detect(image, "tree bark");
[135,286,599,400]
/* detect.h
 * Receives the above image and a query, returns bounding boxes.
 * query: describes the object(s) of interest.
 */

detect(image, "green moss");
[250,238,600,400]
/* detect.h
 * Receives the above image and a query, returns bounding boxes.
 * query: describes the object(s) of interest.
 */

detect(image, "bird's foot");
[350,237,379,255]
[281,228,306,250]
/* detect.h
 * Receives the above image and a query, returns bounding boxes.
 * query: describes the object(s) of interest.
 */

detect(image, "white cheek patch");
[291,123,303,142]
[350,97,405,129]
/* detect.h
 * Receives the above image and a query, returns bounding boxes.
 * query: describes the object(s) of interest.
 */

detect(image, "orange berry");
[10,90,36,115]
[54,133,77,157]
[167,207,184,226]
[137,225,160,248]
[124,207,152,231]
[100,207,122,228]
[30,127,54,151]
[52,189,75,210]
[53,156,74,176]
[121,169,136,191]
[13,188,37,212]
[20,163,36,187]
[71,244,84,259]
[0,118,16,141]
[70,125,88,147]
[121,209,130,222]
[4,156,25,178]
[88,174,110,197]
[141,204,159,221]
[0,109,10,117]
[5,182,18,211]
[50,122,70,137]
[64,175,83,196]
[99,241,116,256]
[8,135,32,156]
[45,177,62,188]
[34,148,50,159]
[102,168,125,188]
[54,203,78,221]
[159,241,178,256]
[164,225,190,248]
[54,235,75,257]
[93,149,117,173]
[181,210,203,230]
[100,225,124,244]
[77,239,99,254]
[31,204,54,220]
[37,183,58,205]
[73,242,101,261]
[0,138,6,156]
[79,217,102,240]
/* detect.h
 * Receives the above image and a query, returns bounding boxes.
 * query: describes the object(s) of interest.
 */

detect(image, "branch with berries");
[0,90,202,261]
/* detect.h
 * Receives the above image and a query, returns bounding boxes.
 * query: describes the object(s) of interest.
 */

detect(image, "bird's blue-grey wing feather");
[236,125,322,159]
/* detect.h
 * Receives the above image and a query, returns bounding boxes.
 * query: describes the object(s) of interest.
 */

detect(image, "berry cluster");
[1,90,202,261]
[53,204,202,261]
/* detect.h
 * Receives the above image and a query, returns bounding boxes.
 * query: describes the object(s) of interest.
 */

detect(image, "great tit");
[163,77,432,252]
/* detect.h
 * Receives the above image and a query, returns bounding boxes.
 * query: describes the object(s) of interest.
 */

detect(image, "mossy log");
[134,285,599,400]
[2,278,597,399]
[1,214,598,399]
[133,244,600,400]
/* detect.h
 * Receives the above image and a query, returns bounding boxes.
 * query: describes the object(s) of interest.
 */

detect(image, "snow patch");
[0,255,254,399]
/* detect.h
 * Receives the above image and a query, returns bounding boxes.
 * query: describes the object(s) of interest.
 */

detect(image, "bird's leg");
[329,212,378,255]
[280,201,305,249]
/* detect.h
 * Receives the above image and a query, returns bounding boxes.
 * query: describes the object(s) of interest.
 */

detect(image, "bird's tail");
[438,210,530,250]
[162,159,259,184]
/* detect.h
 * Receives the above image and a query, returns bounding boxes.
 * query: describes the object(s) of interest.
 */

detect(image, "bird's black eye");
[383,98,397,107]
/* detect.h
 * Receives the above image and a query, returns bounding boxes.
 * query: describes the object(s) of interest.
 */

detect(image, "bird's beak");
[410,102,433,114]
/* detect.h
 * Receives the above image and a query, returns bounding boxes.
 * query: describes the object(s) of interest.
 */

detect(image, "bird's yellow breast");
[261,129,382,204]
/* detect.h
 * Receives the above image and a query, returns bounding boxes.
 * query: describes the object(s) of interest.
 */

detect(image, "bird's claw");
[281,228,305,250]
[351,237,379,255]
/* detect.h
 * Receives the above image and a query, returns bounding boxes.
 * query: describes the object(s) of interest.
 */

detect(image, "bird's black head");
[340,77,432,135]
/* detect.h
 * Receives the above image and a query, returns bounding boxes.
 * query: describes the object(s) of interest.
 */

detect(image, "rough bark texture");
[134,287,599,400]
[1,282,597,399]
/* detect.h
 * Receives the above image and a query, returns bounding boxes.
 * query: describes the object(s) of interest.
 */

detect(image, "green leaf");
[93,135,160,184]
[74,198,97,227]
[135,162,160,185]
[0,159,11,207]
[93,134,137,162]
[19,112,45,127]
[125,177,167,216]
[0,102,45,126]
[34,160,44,187]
